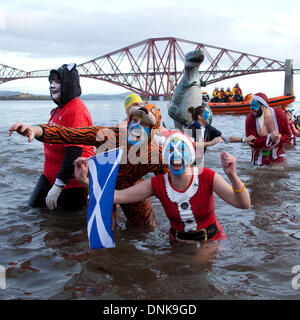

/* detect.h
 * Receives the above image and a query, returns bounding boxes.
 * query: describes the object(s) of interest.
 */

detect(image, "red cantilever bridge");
[0,37,298,99]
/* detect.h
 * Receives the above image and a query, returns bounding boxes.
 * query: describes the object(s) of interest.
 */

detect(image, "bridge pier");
[284,59,293,96]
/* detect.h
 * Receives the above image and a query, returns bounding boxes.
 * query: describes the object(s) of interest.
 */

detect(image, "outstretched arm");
[74,158,155,203]
[114,178,154,204]
[38,124,100,146]
[213,151,250,209]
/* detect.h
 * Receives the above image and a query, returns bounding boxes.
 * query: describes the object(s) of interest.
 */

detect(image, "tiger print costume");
[37,104,169,227]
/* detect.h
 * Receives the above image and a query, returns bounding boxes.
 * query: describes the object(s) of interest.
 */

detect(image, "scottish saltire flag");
[87,148,123,249]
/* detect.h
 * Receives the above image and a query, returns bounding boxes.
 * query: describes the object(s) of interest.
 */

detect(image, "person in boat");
[217,87,226,102]
[211,87,219,102]
[202,92,210,102]
[245,92,291,166]
[9,103,170,227]
[186,105,251,153]
[286,110,300,145]
[74,131,250,243]
[225,87,233,102]
[232,83,243,102]
[11,63,95,211]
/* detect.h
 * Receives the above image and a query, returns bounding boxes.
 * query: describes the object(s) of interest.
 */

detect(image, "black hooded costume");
[29,63,94,210]
[49,63,82,107]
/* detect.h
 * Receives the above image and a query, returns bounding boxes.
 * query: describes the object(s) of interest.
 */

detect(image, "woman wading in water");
[75,131,250,244]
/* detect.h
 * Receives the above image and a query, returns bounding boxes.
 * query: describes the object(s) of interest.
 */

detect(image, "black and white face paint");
[50,79,61,103]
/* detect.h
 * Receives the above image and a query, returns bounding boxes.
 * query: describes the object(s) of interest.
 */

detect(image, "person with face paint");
[186,105,250,153]
[245,92,291,166]
[112,131,250,243]
[9,103,169,227]
[9,64,94,211]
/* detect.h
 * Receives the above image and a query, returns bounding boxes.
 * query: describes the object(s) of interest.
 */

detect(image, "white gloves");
[45,184,63,210]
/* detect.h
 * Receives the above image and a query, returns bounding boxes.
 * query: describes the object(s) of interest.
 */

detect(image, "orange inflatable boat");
[207,94,296,115]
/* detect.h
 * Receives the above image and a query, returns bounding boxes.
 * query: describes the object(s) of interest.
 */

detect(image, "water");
[0,99,300,300]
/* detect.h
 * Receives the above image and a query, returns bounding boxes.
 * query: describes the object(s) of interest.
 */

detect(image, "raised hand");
[270,131,281,144]
[9,122,35,142]
[245,135,256,145]
[220,150,236,177]
[74,157,89,188]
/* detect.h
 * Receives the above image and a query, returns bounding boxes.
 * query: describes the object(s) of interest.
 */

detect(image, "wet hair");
[188,106,205,121]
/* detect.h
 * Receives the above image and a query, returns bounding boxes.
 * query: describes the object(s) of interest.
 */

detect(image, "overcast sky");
[0,0,299,99]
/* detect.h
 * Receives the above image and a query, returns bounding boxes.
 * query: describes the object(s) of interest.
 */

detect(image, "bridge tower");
[284,59,293,96]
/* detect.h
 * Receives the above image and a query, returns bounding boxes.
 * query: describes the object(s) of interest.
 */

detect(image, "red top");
[43,97,94,188]
[151,167,226,240]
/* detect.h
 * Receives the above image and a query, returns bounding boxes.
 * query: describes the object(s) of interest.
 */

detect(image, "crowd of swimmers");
[8,63,298,248]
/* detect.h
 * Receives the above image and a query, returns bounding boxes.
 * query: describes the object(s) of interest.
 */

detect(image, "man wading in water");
[245,92,291,166]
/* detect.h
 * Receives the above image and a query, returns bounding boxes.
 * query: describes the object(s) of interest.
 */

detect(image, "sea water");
[0,99,299,300]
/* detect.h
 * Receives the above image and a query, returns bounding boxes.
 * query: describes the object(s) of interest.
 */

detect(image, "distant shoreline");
[0,91,130,100]
[0,94,51,100]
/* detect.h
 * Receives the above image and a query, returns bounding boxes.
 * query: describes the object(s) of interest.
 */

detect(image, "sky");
[0,0,300,100]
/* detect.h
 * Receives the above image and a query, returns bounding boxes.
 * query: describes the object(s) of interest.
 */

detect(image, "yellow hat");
[124,93,142,109]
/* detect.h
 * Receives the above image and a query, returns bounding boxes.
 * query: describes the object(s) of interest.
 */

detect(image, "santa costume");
[245,93,291,166]
[151,131,227,242]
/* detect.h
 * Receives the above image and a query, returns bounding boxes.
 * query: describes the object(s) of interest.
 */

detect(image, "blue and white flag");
[87,148,123,249]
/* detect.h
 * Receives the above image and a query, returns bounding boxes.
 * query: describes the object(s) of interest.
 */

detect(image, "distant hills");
[0,91,50,100]
[0,91,22,97]
[0,90,130,100]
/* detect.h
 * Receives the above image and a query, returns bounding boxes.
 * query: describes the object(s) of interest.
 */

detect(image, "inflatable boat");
[206,94,296,115]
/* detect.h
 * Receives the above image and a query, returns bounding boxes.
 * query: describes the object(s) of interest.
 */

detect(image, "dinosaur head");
[184,50,204,67]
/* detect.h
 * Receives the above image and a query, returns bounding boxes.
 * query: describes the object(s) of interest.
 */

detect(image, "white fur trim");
[266,133,272,147]
[163,167,199,232]
[270,107,279,132]
[257,151,263,165]
[251,95,269,108]
[272,147,277,159]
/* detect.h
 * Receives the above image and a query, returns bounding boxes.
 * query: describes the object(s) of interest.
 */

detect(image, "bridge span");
[0,37,298,98]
